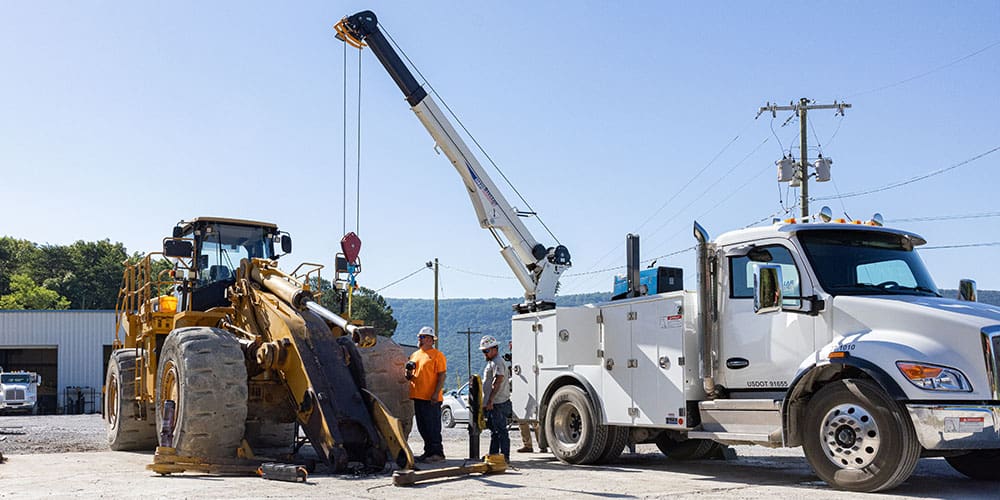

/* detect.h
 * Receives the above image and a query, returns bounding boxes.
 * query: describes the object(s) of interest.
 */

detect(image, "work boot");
[424,454,445,463]
[517,446,533,453]
[539,447,547,453]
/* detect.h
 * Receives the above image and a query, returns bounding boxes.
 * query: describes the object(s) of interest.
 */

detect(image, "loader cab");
[170,217,289,311]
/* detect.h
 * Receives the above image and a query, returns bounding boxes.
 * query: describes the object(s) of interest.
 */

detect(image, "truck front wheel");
[802,379,920,492]
[544,385,608,464]
[945,450,1000,480]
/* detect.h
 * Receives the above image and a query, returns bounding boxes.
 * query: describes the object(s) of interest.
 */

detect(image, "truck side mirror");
[958,279,977,302]
[754,264,783,314]
[163,239,194,259]
[281,234,292,254]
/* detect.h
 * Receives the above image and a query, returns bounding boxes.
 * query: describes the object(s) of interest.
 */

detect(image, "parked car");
[441,383,470,428]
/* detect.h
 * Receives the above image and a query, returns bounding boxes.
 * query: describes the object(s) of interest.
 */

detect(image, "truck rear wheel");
[945,450,1000,480]
[155,327,248,459]
[594,425,628,464]
[105,349,157,450]
[544,385,608,464]
[655,434,721,460]
[802,379,920,492]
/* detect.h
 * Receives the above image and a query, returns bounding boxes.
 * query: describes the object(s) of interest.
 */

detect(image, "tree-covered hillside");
[388,292,607,389]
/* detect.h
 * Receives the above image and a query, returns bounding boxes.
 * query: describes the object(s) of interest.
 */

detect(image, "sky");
[1,1,998,300]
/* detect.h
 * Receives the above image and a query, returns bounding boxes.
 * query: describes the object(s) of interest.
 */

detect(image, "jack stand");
[392,454,506,487]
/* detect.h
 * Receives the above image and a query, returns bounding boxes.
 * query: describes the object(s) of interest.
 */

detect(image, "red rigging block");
[341,232,362,264]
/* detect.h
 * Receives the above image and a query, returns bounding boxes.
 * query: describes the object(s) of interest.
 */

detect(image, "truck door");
[719,242,816,392]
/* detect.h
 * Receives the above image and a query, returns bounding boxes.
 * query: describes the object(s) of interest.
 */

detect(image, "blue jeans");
[486,400,512,461]
[413,399,444,457]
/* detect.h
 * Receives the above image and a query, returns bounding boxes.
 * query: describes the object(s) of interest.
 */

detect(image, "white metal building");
[0,310,114,413]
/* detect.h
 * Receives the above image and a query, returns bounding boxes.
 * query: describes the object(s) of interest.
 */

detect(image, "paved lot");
[0,415,995,499]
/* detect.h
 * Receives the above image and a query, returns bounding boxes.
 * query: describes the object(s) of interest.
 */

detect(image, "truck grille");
[4,388,25,401]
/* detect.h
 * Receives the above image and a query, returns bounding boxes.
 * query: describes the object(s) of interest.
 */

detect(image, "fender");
[782,356,906,446]
[538,372,606,427]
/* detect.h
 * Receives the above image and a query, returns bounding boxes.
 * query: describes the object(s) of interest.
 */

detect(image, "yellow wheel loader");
[104,217,413,473]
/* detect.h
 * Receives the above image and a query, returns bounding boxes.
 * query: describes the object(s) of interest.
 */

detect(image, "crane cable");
[342,39,364,237]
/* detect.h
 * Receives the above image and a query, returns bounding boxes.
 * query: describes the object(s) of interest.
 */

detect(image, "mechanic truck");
[105,217,413,473]
[338,10,1000,492]
[0,369,40,414]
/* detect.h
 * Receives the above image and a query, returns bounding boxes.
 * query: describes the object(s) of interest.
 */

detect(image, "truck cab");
[0,371,40,414]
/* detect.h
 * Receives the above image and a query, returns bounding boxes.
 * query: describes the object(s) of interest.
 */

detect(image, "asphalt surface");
[0,414,996,499]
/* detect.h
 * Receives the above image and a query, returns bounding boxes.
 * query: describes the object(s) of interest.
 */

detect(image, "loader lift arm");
[336,10,571,311]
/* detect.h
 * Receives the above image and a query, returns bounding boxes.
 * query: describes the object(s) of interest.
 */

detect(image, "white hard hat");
[479,335,499,351]
[417,326,436,339]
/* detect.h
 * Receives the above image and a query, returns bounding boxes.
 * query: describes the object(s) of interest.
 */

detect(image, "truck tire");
[105,349,157,451]
[358,337,414,439]
[544,385,608,464]
[655,434,721,460]
[155,327,248,459]
[945,450,1000,480]
[594,425,628,464]
[442,406,456,428]
[802,379,920,492]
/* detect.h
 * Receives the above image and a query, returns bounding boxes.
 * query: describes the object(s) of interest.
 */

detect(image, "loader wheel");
[655,433,721,460]
[545,385,608,464]
[156,327,248,459]
[594,425,628,464]
[105,349,157,451]
[358,337,414,439]
[945,450,1000,480]
[802,379,920,492]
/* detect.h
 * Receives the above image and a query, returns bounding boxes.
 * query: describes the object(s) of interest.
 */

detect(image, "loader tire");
[156,327,248,459]
[245,422,296,450]
[594,425,628,464]
[105,349,157,451]
[358,337,414,439]
[545,385,608,464]
[655,434,721,460]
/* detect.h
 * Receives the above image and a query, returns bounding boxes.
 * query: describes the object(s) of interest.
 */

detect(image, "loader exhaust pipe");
[693,222,719,398]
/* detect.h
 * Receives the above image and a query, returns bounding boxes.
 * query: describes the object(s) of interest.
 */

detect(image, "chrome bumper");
[907,404,1000,450]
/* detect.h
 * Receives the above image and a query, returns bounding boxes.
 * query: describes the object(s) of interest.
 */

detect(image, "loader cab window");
[190,223,276,310]
[730,245,802,307]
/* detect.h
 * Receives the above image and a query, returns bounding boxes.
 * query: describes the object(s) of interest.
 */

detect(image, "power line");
[889,211,1000,223]
[813,145,1000,201]
[848,40,1000,98]
[923,242,1000,250]
[375,266,429,293]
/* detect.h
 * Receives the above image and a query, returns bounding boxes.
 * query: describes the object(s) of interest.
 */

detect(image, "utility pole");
[758,98,851,218]
[426,258,440,349]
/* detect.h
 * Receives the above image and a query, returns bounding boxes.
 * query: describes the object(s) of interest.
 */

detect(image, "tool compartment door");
[631,296,686,426]
[511,313,539,420]
[599,303,634,424]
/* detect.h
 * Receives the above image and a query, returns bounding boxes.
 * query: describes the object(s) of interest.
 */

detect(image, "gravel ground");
[0,414,994,499]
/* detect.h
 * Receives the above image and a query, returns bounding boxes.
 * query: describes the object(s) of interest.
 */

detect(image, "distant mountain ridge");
[387,289,999,390]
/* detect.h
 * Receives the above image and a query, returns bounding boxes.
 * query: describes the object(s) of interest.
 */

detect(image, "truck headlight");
[896,361,972,391]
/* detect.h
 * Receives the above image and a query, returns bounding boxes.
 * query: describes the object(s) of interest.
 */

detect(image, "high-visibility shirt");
[408,347,447,401]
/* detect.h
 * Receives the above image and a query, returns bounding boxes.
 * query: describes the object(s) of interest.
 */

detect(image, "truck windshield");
[198,223,275,285]
[798,229,939,297]
[1,374,32,384]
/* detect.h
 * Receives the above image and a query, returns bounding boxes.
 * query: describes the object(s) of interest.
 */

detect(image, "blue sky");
[1,1,998,299]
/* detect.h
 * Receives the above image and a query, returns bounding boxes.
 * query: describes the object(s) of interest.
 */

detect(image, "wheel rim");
[552,401,583,447]
[107,373,120,427]
[820,402,880,469]
[442,408,452,426]
[160,360,180,437]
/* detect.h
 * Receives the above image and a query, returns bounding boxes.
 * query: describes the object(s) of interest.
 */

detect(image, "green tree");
[0,237,40,295]
[317,282,397,337]
[0,273,70,310]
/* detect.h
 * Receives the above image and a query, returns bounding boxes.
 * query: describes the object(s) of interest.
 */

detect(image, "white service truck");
[0,369,41,415]
[337,10,1000,492]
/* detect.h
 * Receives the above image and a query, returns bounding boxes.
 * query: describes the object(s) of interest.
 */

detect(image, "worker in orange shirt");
[405,326,447,462]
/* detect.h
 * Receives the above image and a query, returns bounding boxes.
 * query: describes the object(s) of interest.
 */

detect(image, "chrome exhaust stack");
[694,221,720,398]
